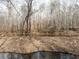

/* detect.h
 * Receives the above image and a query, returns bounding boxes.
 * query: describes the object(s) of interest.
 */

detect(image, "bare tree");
[19,0,33,37]
[21,0,43,37]
[25,0,33,36]
[6,0,12,32]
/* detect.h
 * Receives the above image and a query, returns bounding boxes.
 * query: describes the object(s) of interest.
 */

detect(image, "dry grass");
[0,32,79,55]
[32,30,79,37]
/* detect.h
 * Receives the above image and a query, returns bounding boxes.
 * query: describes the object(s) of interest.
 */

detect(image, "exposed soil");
[0,32,79,55]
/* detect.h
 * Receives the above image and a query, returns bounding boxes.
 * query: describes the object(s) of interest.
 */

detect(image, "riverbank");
[0,33,79,55]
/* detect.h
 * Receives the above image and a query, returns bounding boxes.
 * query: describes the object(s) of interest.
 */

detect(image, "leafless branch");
[7,0,21,16]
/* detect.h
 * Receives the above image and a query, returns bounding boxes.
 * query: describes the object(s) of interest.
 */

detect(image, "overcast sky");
[0,0,78,16]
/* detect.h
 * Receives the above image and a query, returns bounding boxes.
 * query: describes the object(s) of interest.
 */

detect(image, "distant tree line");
[0,0,79,35]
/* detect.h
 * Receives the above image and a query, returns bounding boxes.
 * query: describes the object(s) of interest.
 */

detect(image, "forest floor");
[0,31,79,55]
[33,30,79,37]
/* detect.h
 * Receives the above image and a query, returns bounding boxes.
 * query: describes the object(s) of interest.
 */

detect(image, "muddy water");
[0,52,78,59]
[0,53,29,59]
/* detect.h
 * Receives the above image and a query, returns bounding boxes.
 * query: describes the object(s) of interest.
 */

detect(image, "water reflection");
[0,51,78,59]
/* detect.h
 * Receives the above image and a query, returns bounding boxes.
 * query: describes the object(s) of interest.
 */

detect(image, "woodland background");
[0,0,79,36]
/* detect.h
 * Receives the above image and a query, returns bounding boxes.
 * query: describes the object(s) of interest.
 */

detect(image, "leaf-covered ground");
[0,32,79,55]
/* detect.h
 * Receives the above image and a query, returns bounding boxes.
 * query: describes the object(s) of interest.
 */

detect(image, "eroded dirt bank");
[0,33,79,55]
